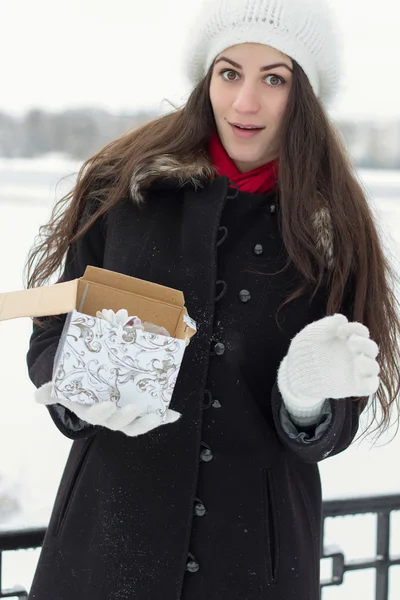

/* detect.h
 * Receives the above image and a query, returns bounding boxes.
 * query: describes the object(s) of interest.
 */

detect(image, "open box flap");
[0,280,79,321]
[82,266,185,307]
[0,268,196,343]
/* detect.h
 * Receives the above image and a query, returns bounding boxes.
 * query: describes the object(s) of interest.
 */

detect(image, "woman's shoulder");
[81,149,216,231]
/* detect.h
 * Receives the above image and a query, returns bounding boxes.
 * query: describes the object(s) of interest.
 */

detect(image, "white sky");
[0,0,399,120]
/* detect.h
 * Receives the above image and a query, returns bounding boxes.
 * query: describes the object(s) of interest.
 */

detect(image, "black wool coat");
[26,154,360,600]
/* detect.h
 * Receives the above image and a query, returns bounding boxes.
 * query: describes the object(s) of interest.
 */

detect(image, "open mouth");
[230,123,264,138]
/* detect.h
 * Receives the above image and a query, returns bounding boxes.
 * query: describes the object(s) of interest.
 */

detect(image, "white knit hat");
[183,0,344,106]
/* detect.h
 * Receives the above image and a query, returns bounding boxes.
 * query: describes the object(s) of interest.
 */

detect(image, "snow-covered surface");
[0,153,82,172]
[0,157,399,597]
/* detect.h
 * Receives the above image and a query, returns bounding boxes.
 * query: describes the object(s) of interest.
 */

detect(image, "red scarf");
[207,130,279,195]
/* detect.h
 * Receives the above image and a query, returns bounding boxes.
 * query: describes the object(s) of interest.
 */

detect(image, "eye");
[220,68,239,82]
[219,69,286,87]
[266,74,286,87]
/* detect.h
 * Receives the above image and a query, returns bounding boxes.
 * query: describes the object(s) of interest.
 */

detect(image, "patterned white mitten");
[277,313,380,425]
[35,381,181,437]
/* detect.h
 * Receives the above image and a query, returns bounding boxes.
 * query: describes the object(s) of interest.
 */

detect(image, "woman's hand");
[35,381,181,437]
[277,313,380,409]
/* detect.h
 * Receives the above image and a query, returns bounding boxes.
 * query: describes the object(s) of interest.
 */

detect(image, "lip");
[229,123,264,139]
[230,122,265,128]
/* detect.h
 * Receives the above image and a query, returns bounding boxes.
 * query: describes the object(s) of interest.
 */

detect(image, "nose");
[232,83,261,114]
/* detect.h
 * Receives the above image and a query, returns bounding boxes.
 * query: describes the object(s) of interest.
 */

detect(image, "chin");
[226,147,265,165]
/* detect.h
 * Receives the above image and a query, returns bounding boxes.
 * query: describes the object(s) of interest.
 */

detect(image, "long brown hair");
[24,59,400,439]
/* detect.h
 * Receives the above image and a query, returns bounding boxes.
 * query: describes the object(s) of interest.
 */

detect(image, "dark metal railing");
[1,495,399,599]
[321,494,400,599]
[0,528,45,599]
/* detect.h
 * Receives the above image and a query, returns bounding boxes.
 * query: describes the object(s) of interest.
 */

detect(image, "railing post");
[375,511,390,600]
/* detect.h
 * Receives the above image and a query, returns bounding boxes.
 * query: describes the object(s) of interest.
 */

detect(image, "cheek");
[276,90,291,117]
[209,80,230,117]
[266,95,289,127]
[209,80,218,108]
[276,102,287,119]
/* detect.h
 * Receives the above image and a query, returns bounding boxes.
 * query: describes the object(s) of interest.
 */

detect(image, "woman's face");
[209,43,293,173]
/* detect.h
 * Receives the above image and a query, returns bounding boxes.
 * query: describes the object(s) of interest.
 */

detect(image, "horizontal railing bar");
[321,554,400,568]
[323,494,400,517]
[344,556,400,570]
[0,528,46,552]
[0,584,28,599]
[0,590,28,599]
[320,577,342,588]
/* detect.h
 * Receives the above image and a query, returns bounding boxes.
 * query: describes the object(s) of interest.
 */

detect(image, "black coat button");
[203,390,222,409]
[270,203,276,214]
[200,442,213,462]
[186,553,200,573]
[194,499,207,517]
[239,289,251,303]
[212,341,225,355]
[253,243,264,255]
[200,448,213,462]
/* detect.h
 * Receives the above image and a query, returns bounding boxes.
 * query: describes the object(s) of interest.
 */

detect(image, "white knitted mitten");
[277,313,380,426]
[35,381,181,437]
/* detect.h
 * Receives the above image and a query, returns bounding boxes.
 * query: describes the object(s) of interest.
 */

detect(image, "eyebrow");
[214,56,293,73]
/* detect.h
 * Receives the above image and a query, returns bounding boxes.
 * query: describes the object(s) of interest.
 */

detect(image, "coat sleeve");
[271,272,365,463]
[26,197,107,440]
[271,383,362,463]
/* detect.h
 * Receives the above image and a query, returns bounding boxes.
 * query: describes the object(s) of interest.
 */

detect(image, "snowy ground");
[0,155,399,598]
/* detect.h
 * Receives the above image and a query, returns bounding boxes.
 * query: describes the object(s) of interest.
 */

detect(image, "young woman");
[25,0,400,598]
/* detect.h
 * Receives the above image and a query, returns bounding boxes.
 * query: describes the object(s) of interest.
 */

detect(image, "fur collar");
[129,153,333,269]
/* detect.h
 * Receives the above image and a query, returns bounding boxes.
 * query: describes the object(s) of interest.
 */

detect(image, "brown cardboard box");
[0,266,197,415]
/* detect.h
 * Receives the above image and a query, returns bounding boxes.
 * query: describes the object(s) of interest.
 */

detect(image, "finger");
[121,413,163,437]
[354,354,380,377]
[320,313,349,333]
[163,409,181,424]
[347,334,379,358]
[86,401,118,423]
[56,398,113,424]
[355,373,380,396]
[104,404,142,430]
[34,381,56,405]
[121,410,181,437]
[297,313,348,341]
[336,321,370,341]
